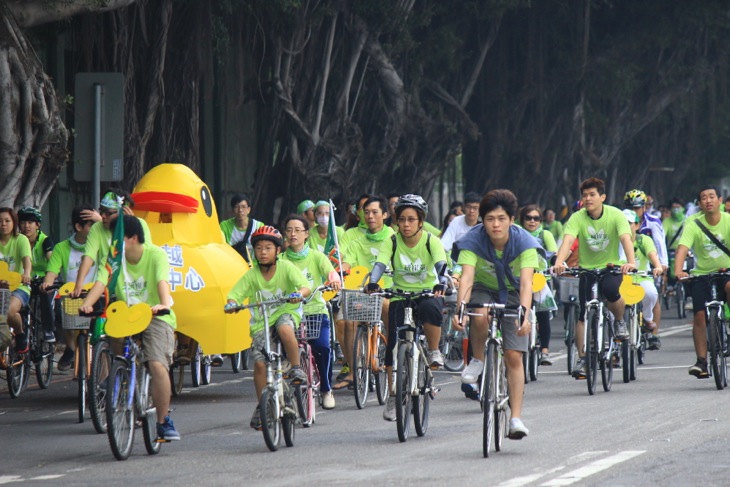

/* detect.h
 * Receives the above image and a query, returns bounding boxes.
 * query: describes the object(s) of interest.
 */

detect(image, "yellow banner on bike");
[620,275,645,305]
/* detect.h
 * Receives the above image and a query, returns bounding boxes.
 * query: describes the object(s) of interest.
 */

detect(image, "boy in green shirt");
[220,193,264,265]
[80,215,180,441]
[225,225,311,429]
[675,185,730,378]
[553,177,636,379]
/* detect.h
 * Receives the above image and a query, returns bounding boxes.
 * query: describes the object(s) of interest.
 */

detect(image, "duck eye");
[200,186,213,217]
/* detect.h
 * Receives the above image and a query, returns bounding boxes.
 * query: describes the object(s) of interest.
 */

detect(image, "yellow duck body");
[131,163,250,354]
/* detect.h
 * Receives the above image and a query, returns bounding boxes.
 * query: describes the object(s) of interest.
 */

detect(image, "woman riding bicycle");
[0,208,32,358]
[365,194,450,422]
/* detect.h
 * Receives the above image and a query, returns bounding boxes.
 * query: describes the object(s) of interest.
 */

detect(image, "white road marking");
[540,450,646,486]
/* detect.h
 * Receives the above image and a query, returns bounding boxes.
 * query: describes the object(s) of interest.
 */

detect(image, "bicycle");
[440,291,465,372]
[620,273,649,383]
[562,267,624,395]
[82,304,173,460]
[526,271,554,382]
[681,270,730,390]
[458,301,515,458]
[557,275,580,375]
[374,289,439,443]
[342,287,388,409]
[5,277,57,398]
[57,282,108,426]
[226,295,299,452]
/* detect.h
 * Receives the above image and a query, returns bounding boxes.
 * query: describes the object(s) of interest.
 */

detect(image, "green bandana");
[365,226,390,242]
[69,233,85,251]
[528,226,544,238]
[285,245,310,261]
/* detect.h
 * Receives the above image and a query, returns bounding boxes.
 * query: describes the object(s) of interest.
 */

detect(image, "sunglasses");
[524,215,542,222]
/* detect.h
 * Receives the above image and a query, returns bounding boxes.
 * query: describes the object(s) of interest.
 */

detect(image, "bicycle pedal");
[155,437,171,443]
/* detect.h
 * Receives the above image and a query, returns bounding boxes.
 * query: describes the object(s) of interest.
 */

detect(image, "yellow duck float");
[131,163,250,354]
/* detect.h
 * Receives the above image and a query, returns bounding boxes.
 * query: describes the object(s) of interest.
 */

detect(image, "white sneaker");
[322,391,335,410]
[460,358,483,384]
[383,396,397,421]
[427,349,444,368]
[508,418,529,439]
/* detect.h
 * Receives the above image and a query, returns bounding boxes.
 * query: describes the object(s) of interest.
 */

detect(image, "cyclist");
[0,208,32,358]
[663,198,687,281]
[341,193,372,247]
[333,195,394,391]
[79,215,180,441]
[674,185,730,378]
[365,194,449,421]
[440,191,482,253]
[41,205,98,371]
[625,189,668,335]
[220,193,264,265]
[72,190,153,298]
[297,200,316,231]
[543,208,564,245]
[280,215,342,410]
[622,209,663,348]
[553,177,637,379]
[308,200,344,253]
[519,205,556,365]
[18,206,56,343]
[453,189,539,439]
[224,225,311,429]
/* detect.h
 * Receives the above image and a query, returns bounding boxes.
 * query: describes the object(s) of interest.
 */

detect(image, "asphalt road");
[2,310,729,486]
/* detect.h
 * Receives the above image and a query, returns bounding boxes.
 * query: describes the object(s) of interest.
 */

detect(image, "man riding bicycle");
[553,178,637,379]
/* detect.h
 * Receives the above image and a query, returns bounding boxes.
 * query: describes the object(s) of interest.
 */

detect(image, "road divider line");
[540,450,645,486]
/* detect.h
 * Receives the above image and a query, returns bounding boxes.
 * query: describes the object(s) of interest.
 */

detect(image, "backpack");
[390,232,432,269]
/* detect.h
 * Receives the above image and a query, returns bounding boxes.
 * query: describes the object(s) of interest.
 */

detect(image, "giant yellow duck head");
[131,163,250,354]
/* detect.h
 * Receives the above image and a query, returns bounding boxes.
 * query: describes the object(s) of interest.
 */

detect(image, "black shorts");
[579,273,622,317]
[689,276,730,315]
[385,296,444,366]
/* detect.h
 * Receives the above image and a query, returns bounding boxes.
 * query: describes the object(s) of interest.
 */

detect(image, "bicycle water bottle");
[90,317,105,345]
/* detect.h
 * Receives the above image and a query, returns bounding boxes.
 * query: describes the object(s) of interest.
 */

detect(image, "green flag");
[324,199,343,272]
[105,208,125,292]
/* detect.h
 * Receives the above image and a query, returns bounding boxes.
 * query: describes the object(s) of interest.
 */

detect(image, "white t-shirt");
[440,215,479,252]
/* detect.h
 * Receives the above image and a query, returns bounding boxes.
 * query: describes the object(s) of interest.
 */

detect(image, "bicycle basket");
[59,295,92,330]
[342,289,383,322]
[0,288,9,320]
[300,314,324,340]
[557,276,580,304]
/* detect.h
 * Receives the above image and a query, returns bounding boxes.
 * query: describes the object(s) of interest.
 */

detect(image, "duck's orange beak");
[131,191,199,213]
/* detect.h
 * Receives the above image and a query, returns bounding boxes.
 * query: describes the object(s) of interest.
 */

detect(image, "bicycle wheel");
[352,325,370,409]
[482,341,497,458]
[495,356,509,452]
[442,330,465,372]
[200,353,212,385]
[585,308,598,396]
[621,309,632,384]
[241,348,250,370]
[707,308,724,390]
[259,387,281,452]
[395,343,412,443]
[77,334,88,423]
[282,389,296,448]
[230,351,242,373]
[677,283,686,319]
[34,331,53,389]
[637,333,646,365]
[528,346,539,382]
[295,346,314,427]
[140,366,161,455]
[600,319,614,392]
[413,349,430,437]
[374,330,388,405]
[6,345,28,398]
[565,306,578,375]
[169,361,185,397]
[89,338,111,433]
[106,360,135,460]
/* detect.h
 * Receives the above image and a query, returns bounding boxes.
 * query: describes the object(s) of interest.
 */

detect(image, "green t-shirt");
[113,245,177,329]
[375,232,447,294]
[457,248,538,291]
[84,218,153,269]
[544,220,564,242]
[280,249,334,315]
[0,234,32,294]
[308,225,345,253]
[47,238,96,285]
[341,226,367,248]
[227,259,310,335]
[30,232,53,278]
[219,217,264,246]
[633,234,656,282]
[662,217,685,251]
[343,227,396,269]
[564,205,631,269]
[677,212,730,275]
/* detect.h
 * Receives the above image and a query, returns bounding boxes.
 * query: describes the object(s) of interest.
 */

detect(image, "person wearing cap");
[220,193,264,265]
[18,207,56,343]
[621,209,663,350]
[72,189,153,297]
[297,200,316,231]
[309,200,345,253]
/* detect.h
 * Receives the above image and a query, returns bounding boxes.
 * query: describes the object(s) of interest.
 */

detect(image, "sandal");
[332,378,353,390]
